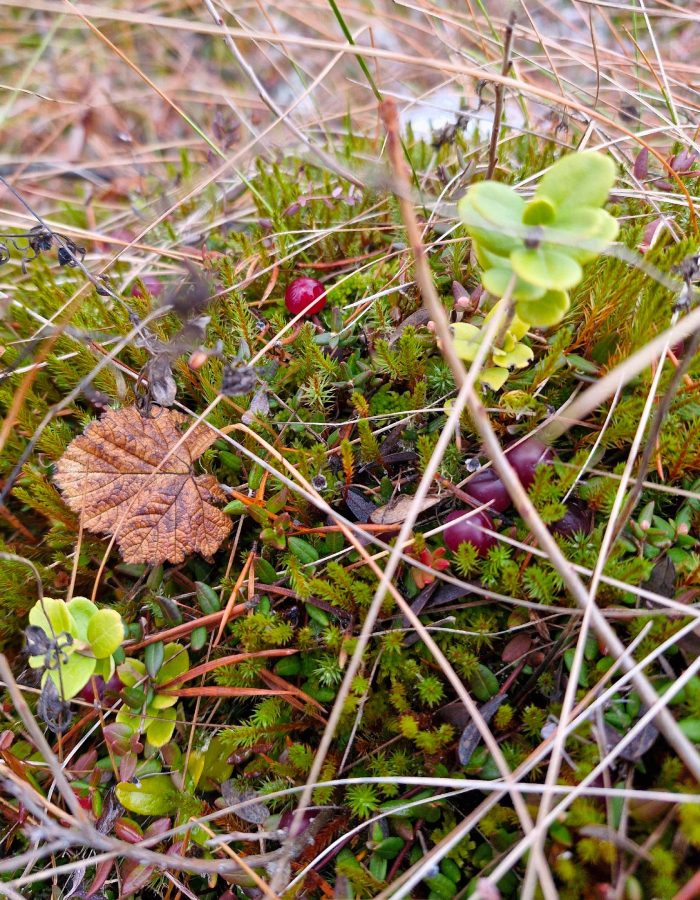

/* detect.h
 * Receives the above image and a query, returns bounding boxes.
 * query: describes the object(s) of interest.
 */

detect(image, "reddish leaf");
[120,861,155,897]
[501,633,533,663]
[633,147,648,180]
[87,858,114,896]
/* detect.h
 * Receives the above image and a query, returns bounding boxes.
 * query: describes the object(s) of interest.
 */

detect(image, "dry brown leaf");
[54,406,232,564]
[369,493,440,525]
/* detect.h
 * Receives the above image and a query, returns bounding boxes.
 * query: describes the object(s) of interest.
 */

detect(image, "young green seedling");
[456,151,619,387]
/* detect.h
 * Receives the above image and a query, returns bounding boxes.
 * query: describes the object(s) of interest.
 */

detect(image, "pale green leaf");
[511,247,582,290]
[492,341,534,370]
[523,197,556,226]
[46,653,96,700]
[482,267,545,301]
[115,775,180,816]
[66,597,98,642]
[535,151,616,213]
[145,707,177,748]
[479,368,509,390]
[29,598,76,642]
[87,608,124,659]
[516,290,570,327]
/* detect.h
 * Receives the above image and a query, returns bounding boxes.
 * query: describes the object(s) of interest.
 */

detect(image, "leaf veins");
[54,407,232,565]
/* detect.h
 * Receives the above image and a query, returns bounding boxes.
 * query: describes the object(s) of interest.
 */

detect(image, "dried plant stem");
[542,302,700,442]
[612,324,700,542]
[521,316,672,898]
[203,0,363,188]
[0,655,88,822]
[486,11,517,179]
[375,95,700,895]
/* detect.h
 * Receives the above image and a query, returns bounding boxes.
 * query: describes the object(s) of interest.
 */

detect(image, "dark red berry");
[443,508,496,555]
[505,439,555,489]
[285,277,327,316]
[279,809,319,837]
[465,468,511,513]
[552,500,594,537]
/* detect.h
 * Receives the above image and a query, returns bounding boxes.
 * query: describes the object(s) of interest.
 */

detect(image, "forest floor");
[0,1,700,898]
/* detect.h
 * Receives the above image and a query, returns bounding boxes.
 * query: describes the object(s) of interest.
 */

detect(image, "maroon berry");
[465,469,511,513]
[279,809,319,837]
[285,277,327,316]
[505,439,555,489]
[443,508,496,555]
[552,500,594,537]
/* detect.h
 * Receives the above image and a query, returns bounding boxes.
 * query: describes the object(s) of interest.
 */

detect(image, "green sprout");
[27,596,124,700]
[116,642,189,747]
[456,151,619,387]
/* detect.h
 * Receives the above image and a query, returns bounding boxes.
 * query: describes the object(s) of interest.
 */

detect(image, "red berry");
[505,439,555,489]
[465,469,511,513]
[443,508,496,555]
[285,277,327,316]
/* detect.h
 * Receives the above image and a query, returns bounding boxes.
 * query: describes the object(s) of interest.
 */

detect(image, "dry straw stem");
[219,415,559,894]
[377,94,700,789]
[1,0,696,224]
[273,99,557,899]
[522,317,675,894]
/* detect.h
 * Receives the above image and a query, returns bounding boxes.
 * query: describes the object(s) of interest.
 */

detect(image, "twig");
[486,12,517,179]
[0,655,87,822]
[612,324,700,543]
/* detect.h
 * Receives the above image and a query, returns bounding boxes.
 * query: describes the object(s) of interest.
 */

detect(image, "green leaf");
[29,598,76,642]
[144,641,164,679]
[516,289,570,327]
[87,609,124,659]
[156,643,189,684]
[511,247,582,290]
[535,151,616,213]
[46,652,96,700]
[116,775,180,816]
[288,536,320,564]
[195,581,220,614]
[255,557,278,583]
[150,643,189,708]
[492,341,533,370]
[679,718,700,742]
[468,664,499,701]
[549,208,619,262]
[478,368,509,391]
[482,267,545,301]
[146,707,177,747]
[459,192,522,257]
[190,626,207,651]
[66,597,98,642]
[468,181,525,226]
[523,197,556,225]
[118,657,147,689]
[94,655,116,682]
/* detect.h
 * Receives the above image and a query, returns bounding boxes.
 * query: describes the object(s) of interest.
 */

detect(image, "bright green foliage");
[27,596,124,699]
[455,151,618,388]
[116,643,189,747]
